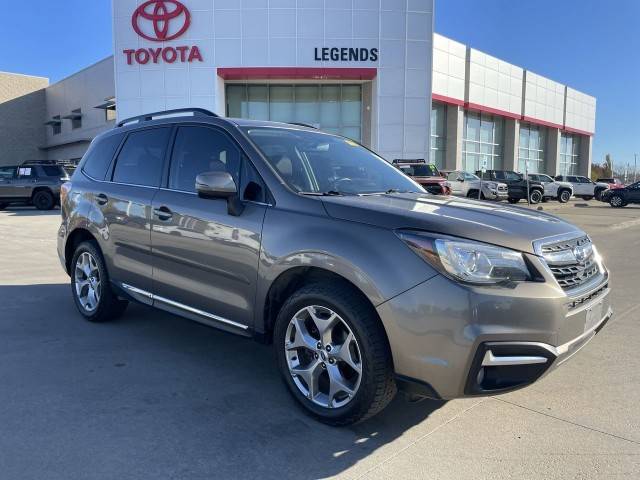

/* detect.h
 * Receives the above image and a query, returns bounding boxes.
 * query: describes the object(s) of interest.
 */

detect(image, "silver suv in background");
[0,161,69,210]
[57,109,613,425]
[555,175,609,201]
[444,170,508,200]
[528,174,573,203]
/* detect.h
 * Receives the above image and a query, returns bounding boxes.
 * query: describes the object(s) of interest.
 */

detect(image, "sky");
[0,0,637,171]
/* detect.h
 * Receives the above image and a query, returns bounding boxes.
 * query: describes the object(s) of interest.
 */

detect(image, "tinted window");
[464,172,479,181]
[396,164,439,177]
[447,172,458,181]
[169,126,241,193]
[567,176,579,182]
[40,165,67,177]
[112,128,170,187]
[83,134,124,180]
[240,158,267,203]
[578,176,592,183]
[0,167,16,179]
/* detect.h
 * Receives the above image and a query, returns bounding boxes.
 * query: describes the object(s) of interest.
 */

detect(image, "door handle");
[96,193,108,205]
[153,206,173,221]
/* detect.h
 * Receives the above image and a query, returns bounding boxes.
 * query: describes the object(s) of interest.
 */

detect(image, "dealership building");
[0,0,596,177]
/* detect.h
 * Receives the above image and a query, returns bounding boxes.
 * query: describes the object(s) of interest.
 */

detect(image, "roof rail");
[19,159,62,166]
[117,108,218,128]
[288,122,318,129]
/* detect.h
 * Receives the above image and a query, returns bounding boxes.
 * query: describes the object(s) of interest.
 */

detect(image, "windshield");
[396,164,439,177]
[495,171,522,181]
[243,127,424,195]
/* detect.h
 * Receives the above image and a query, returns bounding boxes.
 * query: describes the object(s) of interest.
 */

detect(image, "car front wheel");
[558,190,571,203]
[609,195,625,208]
[274,282,396,425]
[70,241,128,322]
[507,197,520,204]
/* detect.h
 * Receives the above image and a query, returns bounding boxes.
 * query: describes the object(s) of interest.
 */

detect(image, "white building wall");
[467,48,523,116]
[432,33,465,102]
[522,71,565,127]
[565,87,596,134]
[112,0,434,162]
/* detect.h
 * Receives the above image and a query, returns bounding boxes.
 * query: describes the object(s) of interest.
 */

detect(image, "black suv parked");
[601,181,640,207]
[0,160,69,210]
[476,170,544,204]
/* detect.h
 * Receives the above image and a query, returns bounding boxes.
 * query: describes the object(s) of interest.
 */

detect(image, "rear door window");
[112,128,171,187]
[567,176,579,183]
[0,167,16,179]
[82,133,124,180]
[40,165,67,177]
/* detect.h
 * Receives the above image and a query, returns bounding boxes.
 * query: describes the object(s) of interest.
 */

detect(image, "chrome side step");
[121,283,248,331]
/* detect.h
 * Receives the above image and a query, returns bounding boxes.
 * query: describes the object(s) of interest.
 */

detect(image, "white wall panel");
[565,87,596,133]
[523,71,565,126]
[431,33,465,101]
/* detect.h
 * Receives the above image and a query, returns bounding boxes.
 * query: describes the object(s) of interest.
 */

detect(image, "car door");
[447,172,464,195]
[566,176,581,195]
[94,126,171,304]
[12,166,38,199]
[150,125,268,332]
[0,166,17,199]
[628,182,640,202]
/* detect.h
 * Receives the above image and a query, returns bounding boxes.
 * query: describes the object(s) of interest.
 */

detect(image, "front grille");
[540,236,600,291]
[497,185,508,192]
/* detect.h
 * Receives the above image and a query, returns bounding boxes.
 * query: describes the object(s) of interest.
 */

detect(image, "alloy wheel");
[284,305,362,409]
[74,252,101,312]
[610,196,623,207]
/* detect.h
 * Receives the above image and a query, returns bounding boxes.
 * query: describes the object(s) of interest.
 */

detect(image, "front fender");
[255,207,438,331]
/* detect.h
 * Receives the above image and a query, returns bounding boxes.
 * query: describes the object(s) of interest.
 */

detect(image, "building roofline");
[47,55,114,87]
[0,70,49,82]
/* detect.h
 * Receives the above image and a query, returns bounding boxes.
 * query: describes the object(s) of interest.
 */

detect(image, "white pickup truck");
[527,174,573,203]
[554,175,609,201]
[444,170,509,201]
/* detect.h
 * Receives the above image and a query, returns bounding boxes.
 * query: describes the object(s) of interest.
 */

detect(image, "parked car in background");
[0,160,69,210]
[601,181,640,207]
[58,108,612,425]
[444,170,508,200]
[477,170,545,204]
[596,178,624,190]
[554,175,609,201]
[527,174,573,203]
[392,160,451,195]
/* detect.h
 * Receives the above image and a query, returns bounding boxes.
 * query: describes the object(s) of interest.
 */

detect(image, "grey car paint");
[58,116,612,402]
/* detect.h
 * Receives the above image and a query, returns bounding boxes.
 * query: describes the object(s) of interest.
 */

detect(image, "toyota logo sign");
[132,0,191,42]
[124,0,203,65]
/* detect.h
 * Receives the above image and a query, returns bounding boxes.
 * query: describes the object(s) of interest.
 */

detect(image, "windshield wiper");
[299,190,345,196]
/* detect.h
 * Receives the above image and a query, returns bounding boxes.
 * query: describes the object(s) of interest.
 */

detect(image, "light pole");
[635,154,638,183]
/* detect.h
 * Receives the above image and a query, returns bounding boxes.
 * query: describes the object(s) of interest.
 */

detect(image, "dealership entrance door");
[225,84,371,146]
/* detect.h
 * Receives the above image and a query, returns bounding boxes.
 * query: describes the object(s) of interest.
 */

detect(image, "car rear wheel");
[32,190,55,210]
[0,203,7,210]
[274,282,396,425]
[70,241,128,322]
[529,189,543,204]
[558,190,571,203]
[609,195,625,208]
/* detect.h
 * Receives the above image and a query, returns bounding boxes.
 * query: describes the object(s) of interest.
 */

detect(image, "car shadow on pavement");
[0,283,444,480]
[0,206,61,217]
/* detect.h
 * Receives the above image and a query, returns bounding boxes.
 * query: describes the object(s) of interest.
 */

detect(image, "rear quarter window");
[82,133,124,180]
[40,165,67,177]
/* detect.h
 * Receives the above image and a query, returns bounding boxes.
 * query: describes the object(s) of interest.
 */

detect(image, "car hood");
[321,193,584,254]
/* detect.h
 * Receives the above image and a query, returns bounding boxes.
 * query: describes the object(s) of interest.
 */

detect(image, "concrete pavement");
[0,202,638,479]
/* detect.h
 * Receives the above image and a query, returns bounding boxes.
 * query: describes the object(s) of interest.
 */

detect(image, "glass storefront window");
[559,133,580,175]
[462,111,503,172]
[226,84,363,142]
[518,123,546,173]
[430,102,446,168]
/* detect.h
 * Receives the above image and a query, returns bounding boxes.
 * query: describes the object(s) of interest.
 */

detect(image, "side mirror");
[195,171,244,216]
[457,176,464,182]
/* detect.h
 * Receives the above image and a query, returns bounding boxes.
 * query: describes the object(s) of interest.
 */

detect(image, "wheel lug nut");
[326,345,332,352]
[321,362,326,369]
[314,353,319,359]
[316,342,322,349]
[329,358,335,364]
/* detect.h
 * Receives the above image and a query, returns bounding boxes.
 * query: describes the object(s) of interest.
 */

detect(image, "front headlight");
[397,232,532,285]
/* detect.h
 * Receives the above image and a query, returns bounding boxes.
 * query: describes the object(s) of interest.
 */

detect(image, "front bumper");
[377,271,612,399]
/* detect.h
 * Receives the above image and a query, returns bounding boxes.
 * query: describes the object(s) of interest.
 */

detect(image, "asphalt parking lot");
[1,201,639,480]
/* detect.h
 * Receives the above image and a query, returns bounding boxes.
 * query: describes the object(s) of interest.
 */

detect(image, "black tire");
[32,190,55,210]
[529,189,543,204]
[507,197,520,204]
[595,189,604,201]
[583,195,594,201]
[70,241,128,322]
[274,282,396,426]
[558,190,571,203]
[0,203,7,210]
[466,190,479,199]
[541,197,549,203]
[609,195,626,208]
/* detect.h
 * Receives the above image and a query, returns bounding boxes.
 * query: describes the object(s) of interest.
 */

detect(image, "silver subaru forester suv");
[57,109,612,425]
